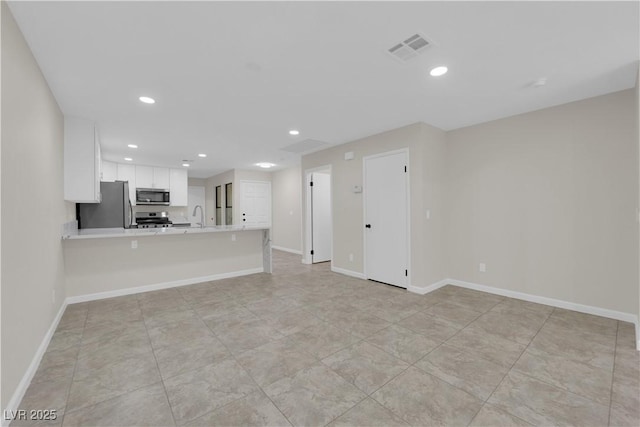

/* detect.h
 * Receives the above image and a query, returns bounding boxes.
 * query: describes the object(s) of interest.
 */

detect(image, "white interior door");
[240,181,271,226]
[364,151,408,288]
[311,172,331,263]
[188,186,206,225]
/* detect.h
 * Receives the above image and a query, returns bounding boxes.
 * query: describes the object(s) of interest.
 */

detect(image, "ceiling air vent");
[387,33,432,63]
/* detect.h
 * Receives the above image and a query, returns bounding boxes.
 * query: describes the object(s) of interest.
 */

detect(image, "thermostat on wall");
[344,151,355,161]
[353,185,362,193]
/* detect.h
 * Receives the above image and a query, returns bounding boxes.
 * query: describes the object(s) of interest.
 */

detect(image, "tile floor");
[14,250,640,426]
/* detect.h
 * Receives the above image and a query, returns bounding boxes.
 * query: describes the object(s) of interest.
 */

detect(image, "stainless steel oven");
[136,188,170,205]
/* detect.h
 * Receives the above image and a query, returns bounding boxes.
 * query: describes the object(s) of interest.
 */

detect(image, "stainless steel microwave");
[136,188,170,205]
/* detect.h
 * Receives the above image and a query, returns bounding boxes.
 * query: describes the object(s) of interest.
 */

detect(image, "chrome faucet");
[192,205,204,228]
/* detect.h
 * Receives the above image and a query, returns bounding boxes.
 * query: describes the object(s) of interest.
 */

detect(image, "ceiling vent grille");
[387,33,432,62]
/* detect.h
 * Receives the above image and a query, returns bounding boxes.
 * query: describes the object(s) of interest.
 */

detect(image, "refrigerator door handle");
[128,199,133,228]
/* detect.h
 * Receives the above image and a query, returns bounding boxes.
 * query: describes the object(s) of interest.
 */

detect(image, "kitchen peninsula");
[62,225,271,301]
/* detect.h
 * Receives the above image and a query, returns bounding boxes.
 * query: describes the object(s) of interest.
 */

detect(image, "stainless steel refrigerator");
[77,181,133,229]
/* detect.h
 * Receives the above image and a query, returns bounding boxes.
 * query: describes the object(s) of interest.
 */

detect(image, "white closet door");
[311,172,331,263]
[364,150,408,288]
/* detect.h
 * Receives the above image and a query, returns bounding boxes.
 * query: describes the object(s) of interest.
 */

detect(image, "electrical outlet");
[349,253,354,262]
[231,234,236,241]
[131,240,138,249]
[479,263,486,273]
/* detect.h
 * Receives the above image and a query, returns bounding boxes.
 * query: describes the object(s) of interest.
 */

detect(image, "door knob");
[243,219,246,222]
[365,224,371,228]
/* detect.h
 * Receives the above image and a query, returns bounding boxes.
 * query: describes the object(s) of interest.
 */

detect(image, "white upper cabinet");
[135,166,170,189]
[154,168,170,189]
[170,169,188,206]
[64,116,102,203]
[101,161,118,182]
[135,165,154,188]
[101,160,188,206]
[117,163,137,206]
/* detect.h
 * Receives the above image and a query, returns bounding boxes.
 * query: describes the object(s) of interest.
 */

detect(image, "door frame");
[362,148,411,288]
[303,165,333,265]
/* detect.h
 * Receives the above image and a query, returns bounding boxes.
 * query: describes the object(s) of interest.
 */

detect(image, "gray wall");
[301,89,638,320]
[302,122,447,287]
[1,2,74,409]
[445,90,638,315]
[271,165,302,253]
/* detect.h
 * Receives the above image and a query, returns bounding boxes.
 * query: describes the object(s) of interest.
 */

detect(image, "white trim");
[408,277,639,349]
[408,279,449,295]
[303,165,332,266]
[65,268,264,304]
[448,278,639,324]
[271,246,302,255]
[3,301,67,427]
[362,148,411,288]
[331,266,366,280]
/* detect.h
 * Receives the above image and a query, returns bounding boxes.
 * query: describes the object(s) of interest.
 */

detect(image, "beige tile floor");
[14,250,639,426]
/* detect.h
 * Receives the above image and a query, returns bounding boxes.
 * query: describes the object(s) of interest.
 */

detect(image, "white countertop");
[63,225,269,240]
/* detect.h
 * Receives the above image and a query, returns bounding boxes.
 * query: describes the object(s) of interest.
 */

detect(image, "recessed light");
[124,157,133,161]
[139,96,155,104]
[532,77,547,88]
[127,144,138,149]
[198,153,207,158]
[429,66,448,77]
[182,163,190,167]
[289,130,300,136]
[255,162,275,169]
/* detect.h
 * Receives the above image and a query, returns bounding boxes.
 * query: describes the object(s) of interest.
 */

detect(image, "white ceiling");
[8,1,639,178]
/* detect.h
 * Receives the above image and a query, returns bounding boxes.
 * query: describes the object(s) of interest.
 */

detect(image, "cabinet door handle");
[365,224,371,229]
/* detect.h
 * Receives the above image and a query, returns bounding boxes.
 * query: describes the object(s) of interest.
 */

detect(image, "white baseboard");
[447,279,639,325]
[66,268,264,304]
[3,301,67,427]
[408,279,449,295]
[331,266,366,280]
[407,277,639,350]
[271,246,302,255]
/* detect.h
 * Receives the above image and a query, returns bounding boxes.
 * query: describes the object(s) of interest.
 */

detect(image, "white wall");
[445,89,639,315]
[302,122,447,287]
[271,165,302,253]
[1,2,74,410]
